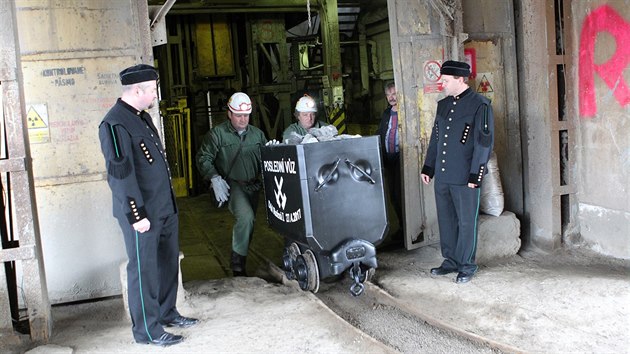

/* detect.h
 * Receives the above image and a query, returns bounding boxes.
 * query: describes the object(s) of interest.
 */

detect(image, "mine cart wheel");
[282,249,294,279]
[294,255,309,290]
[288,242,301,260]
[302,250,320,293]
[282,242,302,280]
[294,250,319,293]
[295,250,319,293]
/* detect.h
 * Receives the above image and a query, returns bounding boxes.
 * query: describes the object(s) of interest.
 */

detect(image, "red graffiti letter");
[579,5,630,117]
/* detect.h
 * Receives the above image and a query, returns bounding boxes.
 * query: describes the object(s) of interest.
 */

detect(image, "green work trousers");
[227,182,259,256]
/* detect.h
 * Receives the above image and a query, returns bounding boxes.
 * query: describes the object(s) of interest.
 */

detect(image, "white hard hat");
[295,95,317,113]
[227,92,252,114]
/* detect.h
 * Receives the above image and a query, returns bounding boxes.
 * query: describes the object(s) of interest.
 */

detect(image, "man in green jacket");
[282,95,329,143]
[196,92,269,276]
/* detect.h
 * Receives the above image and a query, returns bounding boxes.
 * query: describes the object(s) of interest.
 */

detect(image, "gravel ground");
[316,279,504,354]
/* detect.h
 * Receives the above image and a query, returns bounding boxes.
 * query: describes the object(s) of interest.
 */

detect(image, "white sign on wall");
[26,103,50,144]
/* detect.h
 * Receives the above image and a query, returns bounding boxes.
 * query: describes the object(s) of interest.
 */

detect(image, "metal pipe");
[150,0,177,29]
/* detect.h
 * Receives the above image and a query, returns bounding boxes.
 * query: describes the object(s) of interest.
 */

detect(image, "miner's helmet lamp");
[295,95,317,113]
[227,92,252,114]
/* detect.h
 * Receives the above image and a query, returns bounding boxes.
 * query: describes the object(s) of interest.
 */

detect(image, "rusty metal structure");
[151,0,354,189]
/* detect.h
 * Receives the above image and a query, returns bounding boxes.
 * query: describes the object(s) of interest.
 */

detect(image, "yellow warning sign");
[27,107,48,128]
[27,103,50,144]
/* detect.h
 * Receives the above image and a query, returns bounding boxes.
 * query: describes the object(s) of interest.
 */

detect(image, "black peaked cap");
[119,64,158,85]
[440,60,471,77]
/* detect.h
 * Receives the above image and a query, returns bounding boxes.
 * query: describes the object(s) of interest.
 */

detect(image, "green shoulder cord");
[110,124,120,158]
[107,123,132,179]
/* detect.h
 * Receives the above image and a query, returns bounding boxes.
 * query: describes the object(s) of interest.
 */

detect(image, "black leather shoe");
[231,251,247,277]
[232,269,247,277]
[430,266,457,276]
[456,271,474,284]
[136,332,183,346]
[166,315,199,328]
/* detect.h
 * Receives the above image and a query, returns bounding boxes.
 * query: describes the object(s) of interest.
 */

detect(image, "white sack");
[479,151,504,216]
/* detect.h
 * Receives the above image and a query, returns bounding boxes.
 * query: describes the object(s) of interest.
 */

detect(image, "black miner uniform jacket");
[422,88,494,185]
[99,99,177,224]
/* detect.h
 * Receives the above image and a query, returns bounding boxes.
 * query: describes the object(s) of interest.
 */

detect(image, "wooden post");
[0,0,51,341]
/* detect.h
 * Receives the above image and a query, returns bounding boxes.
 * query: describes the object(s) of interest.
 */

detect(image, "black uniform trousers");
[117,212,180,342]
[434,181,480,274]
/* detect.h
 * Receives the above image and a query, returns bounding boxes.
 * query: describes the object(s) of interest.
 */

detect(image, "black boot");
[231,251,247,277]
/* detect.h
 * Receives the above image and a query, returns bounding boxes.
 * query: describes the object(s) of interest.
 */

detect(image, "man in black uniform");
[421,61,494,284]
[99,64,198,346]
[376,82,403,241]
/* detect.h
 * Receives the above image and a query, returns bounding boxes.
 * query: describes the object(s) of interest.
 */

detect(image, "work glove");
[211,175,230,207]
[265,139,280,146]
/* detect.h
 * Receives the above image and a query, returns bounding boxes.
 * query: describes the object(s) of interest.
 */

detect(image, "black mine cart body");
[260,136,388,296]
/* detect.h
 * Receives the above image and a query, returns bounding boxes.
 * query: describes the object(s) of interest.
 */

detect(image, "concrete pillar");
[514,0,559,251]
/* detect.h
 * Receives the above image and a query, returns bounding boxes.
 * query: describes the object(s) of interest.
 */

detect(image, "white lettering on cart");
[263,159,297,174]
[285,209,302,223]
[267,200,285,222]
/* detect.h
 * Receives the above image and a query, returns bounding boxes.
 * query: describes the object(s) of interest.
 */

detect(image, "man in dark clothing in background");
[99,64,198,347]
[421,60,494,284]
[377,82,403,241]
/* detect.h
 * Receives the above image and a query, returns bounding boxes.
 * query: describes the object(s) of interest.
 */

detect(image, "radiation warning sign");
[28,107,47,128]
[471,72,495,101]
[27,103,50,143]
[476,74,494,93]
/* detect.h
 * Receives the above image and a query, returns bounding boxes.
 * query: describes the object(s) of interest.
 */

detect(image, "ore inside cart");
[261,135,388,296]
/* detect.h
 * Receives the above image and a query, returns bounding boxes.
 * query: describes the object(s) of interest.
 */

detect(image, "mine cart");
[260,136,388,296]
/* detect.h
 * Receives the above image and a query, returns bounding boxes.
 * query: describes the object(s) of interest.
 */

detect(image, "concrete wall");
[15,0,151,303]
[570,1,630,258]
[516,0,629,259]
[515,0,562,251]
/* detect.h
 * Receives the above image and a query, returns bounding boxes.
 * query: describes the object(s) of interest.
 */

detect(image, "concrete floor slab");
[17,278,393,354]
[374,244,630,353]
[4,194,628,353]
